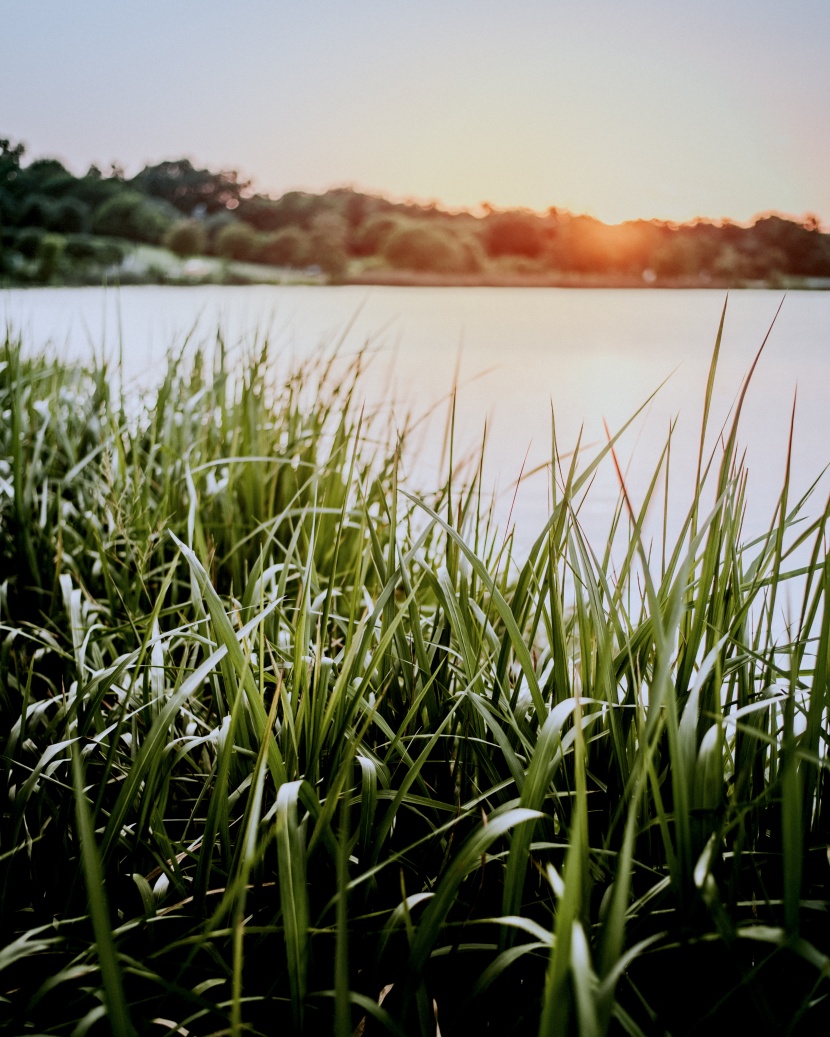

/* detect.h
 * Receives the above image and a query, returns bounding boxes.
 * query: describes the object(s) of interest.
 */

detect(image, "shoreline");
[6,271,830,290]
[341,270,830,290]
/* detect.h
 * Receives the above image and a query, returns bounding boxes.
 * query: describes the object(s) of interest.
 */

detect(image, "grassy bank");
[341,268,830,290]
[1,310,829,1035]
[6,235,830,289]
[2,237,327,288]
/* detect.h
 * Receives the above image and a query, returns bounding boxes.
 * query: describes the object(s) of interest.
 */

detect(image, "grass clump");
[1,305,830,1035]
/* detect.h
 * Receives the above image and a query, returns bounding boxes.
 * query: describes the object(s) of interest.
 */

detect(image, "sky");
[3,0,830,225]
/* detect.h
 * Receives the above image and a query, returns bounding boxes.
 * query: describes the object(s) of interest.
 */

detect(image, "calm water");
[4,285,830,552]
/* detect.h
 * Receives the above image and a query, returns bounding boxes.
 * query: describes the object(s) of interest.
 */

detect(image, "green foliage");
[34,232,66,281]
[48,197,90,234]
[4,137,830,283]
[0,188,18,228]
[2,306,830,1032]
[21,157,70,185]
[164,218,208,258]
[751,215,830,276]
[382,221,479,273]
[215,220,258,261]
[63,233,125,267]
[35,171,78,198]
[18,193,56,229]
[132,159,248,215]
[307,211,349,276]
[5,135,830,286]
[0,137,25,170]
[92,191,175,244]
[353,213,403,257]
[65,173,124,210]
[237,193,295,232]
[255,226,310,266]
[12,225,45,258]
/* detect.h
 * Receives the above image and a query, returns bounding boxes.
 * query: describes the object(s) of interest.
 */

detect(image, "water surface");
[4,285,829,552]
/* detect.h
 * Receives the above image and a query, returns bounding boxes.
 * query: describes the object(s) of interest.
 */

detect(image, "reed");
[1,305,828,1034]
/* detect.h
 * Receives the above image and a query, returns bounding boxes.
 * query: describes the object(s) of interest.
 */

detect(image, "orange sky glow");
[3,1,829,227]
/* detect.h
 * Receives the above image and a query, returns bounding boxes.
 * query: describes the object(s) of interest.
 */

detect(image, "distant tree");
[20,158,69,185]
[14,227,46,259]
[682,222,726,275]
[254,227,309,267]
[92,191,175,243]
[64,234,125,267]
[34,172,77,198]
[237,195,288,232]
[711,244,754,283]
[457,233,487,273]
[19,195,56,229]
[382,223,473,274]
[48,198,90,235]
[64,173,123,209]
[215,221,257,261]
[325,188,372,241]
[164,219,207,258]
[352,214,402,257]
[341,189,370,231]
[307,212,349,276]
[275,191,316,228]
[484,211,545,259]
[650,232,700,278]
[6,159,71,209]
[0,188,18,227]
[202,210,235,251]
[238,191,317,232]
[750,215,830,276]
[0,138,25,170]
[132,159,249,215]
[35,233,66,282]
[0,138,25,260]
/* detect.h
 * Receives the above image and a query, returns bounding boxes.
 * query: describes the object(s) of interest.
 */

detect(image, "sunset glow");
[3,0,829,224]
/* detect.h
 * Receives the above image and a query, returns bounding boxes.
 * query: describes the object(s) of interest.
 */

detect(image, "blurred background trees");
[130,159,249,215]
[164,219,208,258]
[3,137,830,285]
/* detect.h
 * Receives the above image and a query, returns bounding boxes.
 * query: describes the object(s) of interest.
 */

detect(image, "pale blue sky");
[3,0,829,223]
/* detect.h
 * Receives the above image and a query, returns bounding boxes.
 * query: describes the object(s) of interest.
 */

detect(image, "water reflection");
[4,285,829,555]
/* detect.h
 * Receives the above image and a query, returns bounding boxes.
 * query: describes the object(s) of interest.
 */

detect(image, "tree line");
[2,137,829,284]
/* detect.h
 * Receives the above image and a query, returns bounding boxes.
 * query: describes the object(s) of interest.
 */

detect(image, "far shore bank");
[341,269,830,290]
[6,263,830,291]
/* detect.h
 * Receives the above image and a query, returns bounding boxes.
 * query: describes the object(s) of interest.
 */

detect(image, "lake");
[4,285,829,554]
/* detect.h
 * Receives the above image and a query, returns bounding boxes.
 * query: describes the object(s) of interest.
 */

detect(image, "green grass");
[1,304,829,1035]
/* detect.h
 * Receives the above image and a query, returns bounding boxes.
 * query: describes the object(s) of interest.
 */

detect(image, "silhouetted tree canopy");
[131,159,249,215]
[238,191,318,231]
[3,135,830,285]
[485,211,545,258]
[236,195,286,232]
